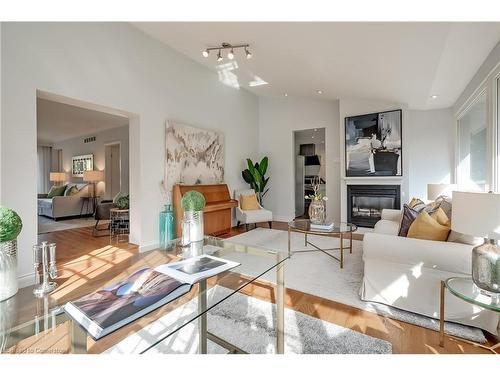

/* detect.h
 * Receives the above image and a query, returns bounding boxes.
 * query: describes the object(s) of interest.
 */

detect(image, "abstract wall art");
[165,121,224,193]
[345,109,402,177]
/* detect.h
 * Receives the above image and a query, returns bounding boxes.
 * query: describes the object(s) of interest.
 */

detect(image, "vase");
[472,238,500,293]
[181,210,204,246]
[159,204,175,250]
[0,240,18,301]
[308,200,326,224]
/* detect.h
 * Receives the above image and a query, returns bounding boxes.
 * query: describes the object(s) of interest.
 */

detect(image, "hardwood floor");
[22,222,495,354]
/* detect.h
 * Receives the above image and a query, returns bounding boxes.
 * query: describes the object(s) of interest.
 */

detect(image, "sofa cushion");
[64,185,79,196]
[38,198,53,210]
[398,204,419,237]
[373,219,399,236]
[47,184,67,198]
[407,210,450,241]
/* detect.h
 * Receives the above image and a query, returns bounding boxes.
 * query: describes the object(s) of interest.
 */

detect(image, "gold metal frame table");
[287,220,357,269]
[439,277,499,354]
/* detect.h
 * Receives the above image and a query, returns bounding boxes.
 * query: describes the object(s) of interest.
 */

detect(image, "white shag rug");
[223,228,486,343]
[106,286,392,354]
[38,215,100,234]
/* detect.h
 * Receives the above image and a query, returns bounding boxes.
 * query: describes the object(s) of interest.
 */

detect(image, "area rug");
[38,215,100,234]
[222,228,486,343]
[106,286,392,354]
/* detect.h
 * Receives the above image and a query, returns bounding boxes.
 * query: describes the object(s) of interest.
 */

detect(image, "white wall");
[258,96,339,222]
[407,108,455,199]
[1,23,259,286]
[52,125,130,198]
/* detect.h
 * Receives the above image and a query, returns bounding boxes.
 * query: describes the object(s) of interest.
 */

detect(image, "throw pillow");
[240,194,260,210]
[407,210,451,241]
[408,197,427,211]
[398,204,420,237]
[430,207,451,227]
[113,192,122,204]
[447,231,483,246]
[47,184,67,198]
[64,185,79,196]
[434,196,452,219]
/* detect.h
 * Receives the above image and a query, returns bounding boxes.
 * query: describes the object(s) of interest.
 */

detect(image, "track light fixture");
[202,42,252,61]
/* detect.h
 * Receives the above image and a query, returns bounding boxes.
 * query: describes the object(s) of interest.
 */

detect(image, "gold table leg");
[304,232,307,247]
[439,280,445,347]
[350,231,353,254]
[276,262,285,354]
[198,280,207,354]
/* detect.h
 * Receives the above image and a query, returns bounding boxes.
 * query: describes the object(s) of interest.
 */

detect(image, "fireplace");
[347,185,401,228]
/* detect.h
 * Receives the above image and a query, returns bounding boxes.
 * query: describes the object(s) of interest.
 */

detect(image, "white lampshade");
[427,183,457,200]
[49,172,67,182]
[83,170,104,182]
[451,191,500,240]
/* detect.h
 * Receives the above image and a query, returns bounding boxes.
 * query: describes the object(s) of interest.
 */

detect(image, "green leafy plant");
[0,206,23,243]
[241,156,269,205]
[115,195,130,210]
[181,191,206,212]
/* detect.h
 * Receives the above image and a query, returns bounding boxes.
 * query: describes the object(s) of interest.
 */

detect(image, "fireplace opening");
[347,185,401,228]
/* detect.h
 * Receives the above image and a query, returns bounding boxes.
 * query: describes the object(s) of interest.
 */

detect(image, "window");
[457,93,488,191]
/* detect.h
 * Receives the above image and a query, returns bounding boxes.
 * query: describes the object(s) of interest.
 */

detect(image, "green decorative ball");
[0,207,23,243]
[115,195,130,210]
[181,191,206,212]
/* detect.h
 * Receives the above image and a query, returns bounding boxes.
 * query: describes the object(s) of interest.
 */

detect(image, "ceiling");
[37,98,129,144]
[133,22,500,109]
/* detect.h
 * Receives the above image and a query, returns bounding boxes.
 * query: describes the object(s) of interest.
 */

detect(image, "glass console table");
[440,277,500,353]
[0,236,288,354]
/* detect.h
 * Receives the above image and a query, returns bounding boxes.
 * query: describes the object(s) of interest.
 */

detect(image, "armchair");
[93,199,115,236]
[234,189,273,231]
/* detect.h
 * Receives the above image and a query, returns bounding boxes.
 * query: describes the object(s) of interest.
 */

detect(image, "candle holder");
[33,242,58,297]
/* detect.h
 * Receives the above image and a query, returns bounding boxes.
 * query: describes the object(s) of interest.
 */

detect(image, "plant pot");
[181,210,204,245]
[0,240,18,301]
[308,200,326,224]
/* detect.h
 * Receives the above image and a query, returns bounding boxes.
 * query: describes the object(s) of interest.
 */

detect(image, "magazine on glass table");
[64,255,240,340]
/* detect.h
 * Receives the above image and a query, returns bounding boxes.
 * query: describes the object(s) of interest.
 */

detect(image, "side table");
[110,208,130,243]
[439,277,499,353]
[80,196,100,217]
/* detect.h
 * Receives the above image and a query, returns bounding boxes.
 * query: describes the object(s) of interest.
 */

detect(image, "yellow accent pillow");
[407,210,450,241]
[431,207,451,227]
[240,194,260,210]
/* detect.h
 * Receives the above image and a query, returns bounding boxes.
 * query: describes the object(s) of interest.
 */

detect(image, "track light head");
[245,47,252,59]
[202,49,209,58]
[217,50,223,62]
[227,49,234,60]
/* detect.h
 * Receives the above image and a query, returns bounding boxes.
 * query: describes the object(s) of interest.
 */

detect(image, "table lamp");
[427,183,457,201]
[49,172,67,186]
[83,170,104,198]
[451,191,500,293]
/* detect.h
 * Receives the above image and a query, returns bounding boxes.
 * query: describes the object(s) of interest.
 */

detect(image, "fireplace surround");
[347,185,401,228]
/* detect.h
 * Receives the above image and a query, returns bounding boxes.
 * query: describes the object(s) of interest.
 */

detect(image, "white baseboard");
[18,271,36,288]
[139,242,160,252]
[273,215,294,223]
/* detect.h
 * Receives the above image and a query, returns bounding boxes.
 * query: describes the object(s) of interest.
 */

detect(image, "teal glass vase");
[159,204,175,249]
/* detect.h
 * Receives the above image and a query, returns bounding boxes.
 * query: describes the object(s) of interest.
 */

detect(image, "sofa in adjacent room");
[38,183,90,220]
[361,208,499,335]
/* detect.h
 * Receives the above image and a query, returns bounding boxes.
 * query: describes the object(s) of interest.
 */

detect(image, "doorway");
[105,143,122,200]
[293,128,326,218]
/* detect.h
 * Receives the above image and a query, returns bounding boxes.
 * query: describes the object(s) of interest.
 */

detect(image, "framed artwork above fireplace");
[345,109,402,177]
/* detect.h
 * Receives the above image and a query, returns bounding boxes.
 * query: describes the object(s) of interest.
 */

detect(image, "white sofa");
[361,208,499,335]
[234,189,273,231]
[38,184,90,220]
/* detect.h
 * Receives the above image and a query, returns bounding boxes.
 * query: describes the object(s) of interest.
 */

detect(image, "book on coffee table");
[64,254,239,340]
[310,222,335,231]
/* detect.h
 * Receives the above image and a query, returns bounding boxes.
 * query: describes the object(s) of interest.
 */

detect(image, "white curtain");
[37,146,52,194]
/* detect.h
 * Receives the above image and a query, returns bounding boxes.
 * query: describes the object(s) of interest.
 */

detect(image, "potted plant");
[241,156,270,205]
[0,206,23,301]
[305,176,328,224]
[180,191,206,244]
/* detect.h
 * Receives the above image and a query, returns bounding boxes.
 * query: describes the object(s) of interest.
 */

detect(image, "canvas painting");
[72,154,94,177]
[165,121,224,193]
[345,109,402,177]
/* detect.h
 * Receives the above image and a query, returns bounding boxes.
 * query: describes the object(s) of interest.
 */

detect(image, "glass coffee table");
[288,220,357,269]
[439,277,500,353]
[0,236,288,354]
